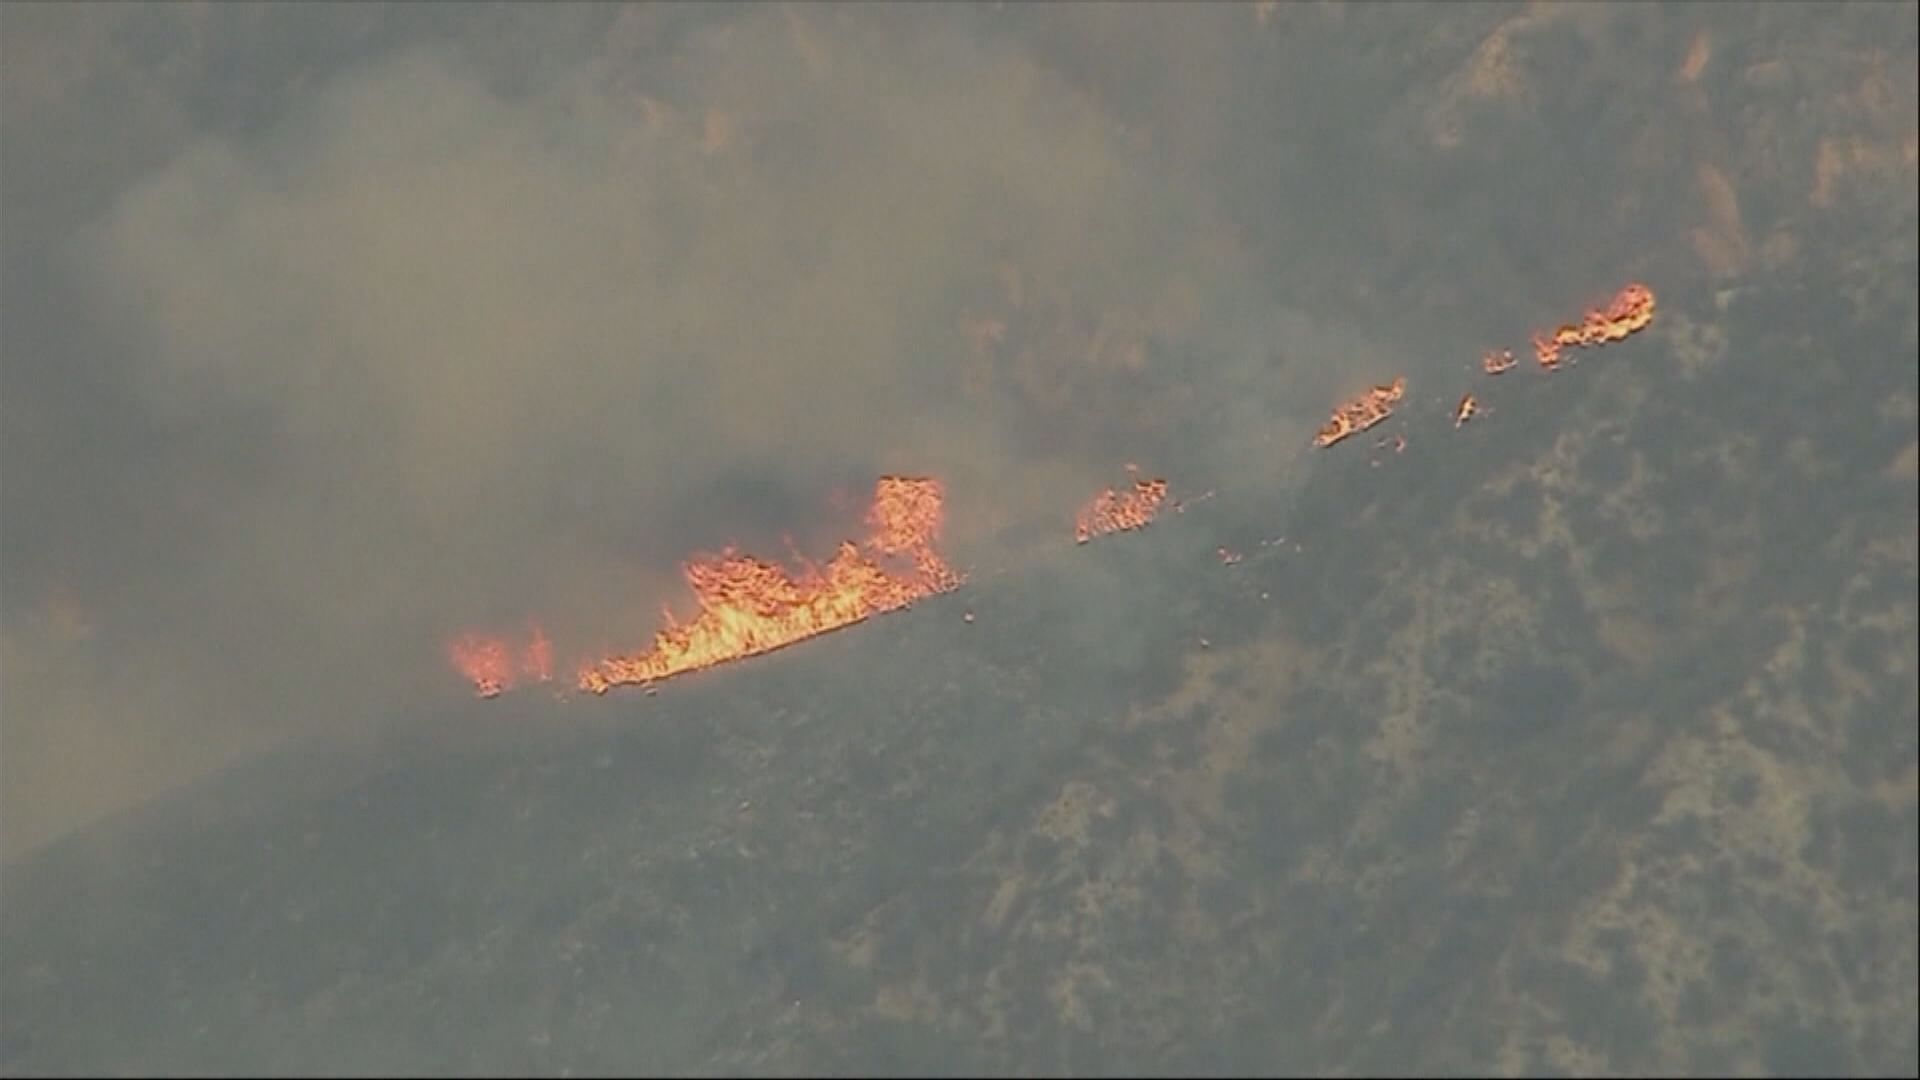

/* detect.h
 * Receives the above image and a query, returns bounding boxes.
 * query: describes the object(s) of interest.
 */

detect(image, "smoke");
[1,5,1376,860]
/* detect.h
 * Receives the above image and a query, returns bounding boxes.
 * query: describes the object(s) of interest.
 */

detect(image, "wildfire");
[1532,282,1657,369]
[1314,376,1407,448]
[444,279,1662,706]
[448,623,554,699]
[572,477,962,696]
[1075,476,1171,544]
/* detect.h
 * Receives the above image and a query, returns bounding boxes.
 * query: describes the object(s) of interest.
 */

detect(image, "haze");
[2,3,1914,1075]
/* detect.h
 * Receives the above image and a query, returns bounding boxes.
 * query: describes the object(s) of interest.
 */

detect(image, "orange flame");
[449,622,555,699]
[1532,283,1656,369]
[446,282,1661,703]
[1314,376,1406,449]
[572,477,962,696]
[1075,476,1170,544]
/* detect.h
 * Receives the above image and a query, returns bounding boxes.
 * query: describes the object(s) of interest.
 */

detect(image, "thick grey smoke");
[2,5,1380,859]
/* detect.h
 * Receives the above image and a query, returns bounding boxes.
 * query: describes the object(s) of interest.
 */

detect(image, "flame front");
[1533,282,1657,369]
[1075,477,1170,544]
[447,280,1662,703]
[1314,376,1407,449]
[574,477,962,696]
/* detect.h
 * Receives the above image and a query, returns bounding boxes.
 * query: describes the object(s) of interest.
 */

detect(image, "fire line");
[448,280,1658,702]
[1075,476,1171,545]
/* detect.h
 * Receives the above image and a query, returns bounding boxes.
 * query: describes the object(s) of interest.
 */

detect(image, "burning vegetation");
[451,478,961,699]
[448,624,553,699]
[1312,282,1656,451]
[576,476,961,695]
[1314,377,1407,449]
[450,282,1657,701]
[1531,282,1657,370]
[1074,476,1171,545]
